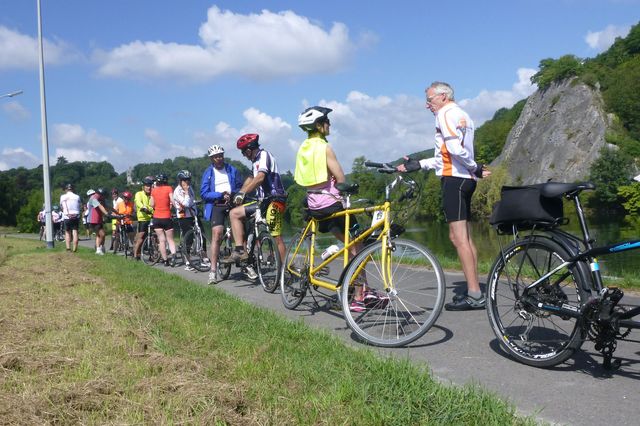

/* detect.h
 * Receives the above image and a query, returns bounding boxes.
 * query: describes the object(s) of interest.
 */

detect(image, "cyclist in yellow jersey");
[133,176,154,260]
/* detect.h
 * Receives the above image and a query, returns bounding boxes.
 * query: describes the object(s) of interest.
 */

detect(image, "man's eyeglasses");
[426,93,443,104]
[211,154,224,160]
[241,148,252,155]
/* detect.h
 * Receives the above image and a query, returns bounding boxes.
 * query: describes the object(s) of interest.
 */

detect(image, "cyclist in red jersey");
[150,173,177,266]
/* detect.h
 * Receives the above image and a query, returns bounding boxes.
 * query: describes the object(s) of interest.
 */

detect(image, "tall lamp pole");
[37,0,54,248]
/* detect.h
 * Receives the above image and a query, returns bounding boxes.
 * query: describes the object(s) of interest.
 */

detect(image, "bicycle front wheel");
[182,229,210,272]
[486,236,589,367]
[217,231,233,280]
[256,231,281,293]
[142,233,160,265]
[341,238,445,347]
[280,231,309,310]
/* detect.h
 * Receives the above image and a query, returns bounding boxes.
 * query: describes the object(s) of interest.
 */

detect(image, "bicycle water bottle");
[321,244,340,260]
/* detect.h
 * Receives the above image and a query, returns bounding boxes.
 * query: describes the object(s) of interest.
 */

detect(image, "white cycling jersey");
[419,102,478,179]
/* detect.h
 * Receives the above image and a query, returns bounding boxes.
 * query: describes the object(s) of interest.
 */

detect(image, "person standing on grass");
[86,188,110,255]
[398,81,490,311]
[60,183,82,252]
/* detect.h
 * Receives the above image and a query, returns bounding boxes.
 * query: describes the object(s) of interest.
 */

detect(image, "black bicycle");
[487,182,640,370]
[221,196,281,292]
[179,205,211,272]
[142,220,161,265]
[112,215,134,259]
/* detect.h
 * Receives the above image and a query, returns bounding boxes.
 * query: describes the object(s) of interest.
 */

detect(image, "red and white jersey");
[419,102,477,179]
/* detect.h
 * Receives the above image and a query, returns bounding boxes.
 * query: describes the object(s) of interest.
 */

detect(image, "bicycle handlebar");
[364,161,396,174]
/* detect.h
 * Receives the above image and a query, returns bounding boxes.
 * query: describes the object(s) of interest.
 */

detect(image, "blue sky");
[1,0,638,174]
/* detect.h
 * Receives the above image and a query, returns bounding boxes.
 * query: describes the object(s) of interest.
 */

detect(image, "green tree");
[603,56,640,140]
[16,190,44,233]
[618,182,640,216]
[588,147,633,210]
[531,55,583,90]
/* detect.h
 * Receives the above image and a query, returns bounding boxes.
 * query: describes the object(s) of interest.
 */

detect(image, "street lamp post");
[37,0,54,249]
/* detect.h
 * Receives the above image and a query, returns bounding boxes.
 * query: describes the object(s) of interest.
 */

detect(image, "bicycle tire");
[215,231,232,280]
[124,234,132,259]
[182,229,211,272]
[280,231,309,309]
[256,230,281,293]
[142,233,160,265]
[340,238,446,347]
[486,236,590,367]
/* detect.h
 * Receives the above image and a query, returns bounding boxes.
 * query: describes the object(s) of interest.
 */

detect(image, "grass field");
[0,236,538,424]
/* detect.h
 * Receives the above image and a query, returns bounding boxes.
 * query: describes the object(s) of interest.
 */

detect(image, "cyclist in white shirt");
[399,81,490,311]
[60,183,82,252]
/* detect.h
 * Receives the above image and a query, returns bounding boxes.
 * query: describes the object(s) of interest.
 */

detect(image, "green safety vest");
[294,136,328,186]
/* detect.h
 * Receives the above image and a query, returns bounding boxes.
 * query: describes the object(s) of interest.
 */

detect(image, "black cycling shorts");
[210,205,229,228]
[64,218,80,231]
[137,221,150,234]
[151,218,174,231]
[309,202,351,234]
[441,176,477,222]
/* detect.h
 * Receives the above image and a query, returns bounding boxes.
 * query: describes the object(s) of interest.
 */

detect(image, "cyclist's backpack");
[490,184,564,232]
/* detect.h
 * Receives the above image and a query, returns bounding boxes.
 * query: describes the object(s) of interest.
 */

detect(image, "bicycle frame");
[286,173,413,293]
[512,192,640,329]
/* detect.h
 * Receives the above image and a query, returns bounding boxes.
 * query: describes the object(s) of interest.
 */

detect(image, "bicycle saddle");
[336,183,359,195]
[539,182,595,198]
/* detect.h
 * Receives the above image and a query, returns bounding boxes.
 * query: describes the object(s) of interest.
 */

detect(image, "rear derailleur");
[583,287,630,370]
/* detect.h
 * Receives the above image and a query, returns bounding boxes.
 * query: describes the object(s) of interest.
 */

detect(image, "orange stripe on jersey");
[443,109,458,138]
[441,142,452,176]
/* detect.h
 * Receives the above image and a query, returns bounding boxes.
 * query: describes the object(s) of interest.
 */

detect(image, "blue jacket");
[200,163,242,222]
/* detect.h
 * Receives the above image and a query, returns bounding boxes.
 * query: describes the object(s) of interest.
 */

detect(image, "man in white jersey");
[399,81,490,311]
[60,183,82,252]
[222,133,287,275]
[200,144,242,284]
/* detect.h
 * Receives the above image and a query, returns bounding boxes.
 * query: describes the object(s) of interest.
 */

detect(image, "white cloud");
[0,25,79,70]
[458,68,537,125]
[95,6,355,81]
[142,128,203,164]
[0,147,40,170]
[585,24,631,52]
[2,101,30,121]
[51,123,130,170]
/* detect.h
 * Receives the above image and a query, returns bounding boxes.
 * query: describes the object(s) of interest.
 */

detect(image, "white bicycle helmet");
[298,106,332,131]
[86,189,96,196]
[207,144,225,156]
[177,170,192,180]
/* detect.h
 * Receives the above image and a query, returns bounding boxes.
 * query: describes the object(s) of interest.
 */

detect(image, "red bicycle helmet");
[122,191,133,199]
[237,133,259,150]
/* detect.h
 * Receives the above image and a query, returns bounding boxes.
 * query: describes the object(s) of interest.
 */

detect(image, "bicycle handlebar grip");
[364,161,385,168]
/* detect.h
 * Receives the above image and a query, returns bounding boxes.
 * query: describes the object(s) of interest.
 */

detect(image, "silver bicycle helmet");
[298,106,332,132]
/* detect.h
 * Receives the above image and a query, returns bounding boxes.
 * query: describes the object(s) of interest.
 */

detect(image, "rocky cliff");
[493,78,611,184]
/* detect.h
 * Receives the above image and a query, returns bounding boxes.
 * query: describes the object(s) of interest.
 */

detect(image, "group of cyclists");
[45,104,444,316]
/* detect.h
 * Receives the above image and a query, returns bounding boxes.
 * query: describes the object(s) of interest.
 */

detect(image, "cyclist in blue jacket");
[200,144,242,284]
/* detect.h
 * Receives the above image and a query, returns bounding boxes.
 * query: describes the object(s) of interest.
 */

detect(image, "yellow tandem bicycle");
[280,161,446,347]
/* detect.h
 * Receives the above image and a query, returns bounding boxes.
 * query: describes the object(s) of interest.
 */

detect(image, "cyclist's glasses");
[241,148,252,155]
[426,93,443,104]
[211,154,224,160]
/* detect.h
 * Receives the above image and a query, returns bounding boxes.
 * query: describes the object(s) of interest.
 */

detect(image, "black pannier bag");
[490,184,564,232]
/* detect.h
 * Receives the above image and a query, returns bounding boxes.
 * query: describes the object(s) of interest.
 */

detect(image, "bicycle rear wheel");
[182,229,210,272]
[217,231,233,280]
[142,233,160,265]
[486,236,590,367]
[256,231,281,293]
[280,231,309,309]
[340,238,446,347]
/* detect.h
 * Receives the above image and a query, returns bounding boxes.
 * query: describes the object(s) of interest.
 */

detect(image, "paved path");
[32,236,640,424]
